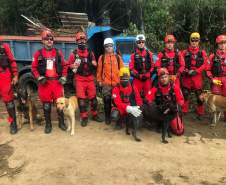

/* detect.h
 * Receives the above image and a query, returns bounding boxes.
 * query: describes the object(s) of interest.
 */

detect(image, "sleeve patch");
[113,94,117,98]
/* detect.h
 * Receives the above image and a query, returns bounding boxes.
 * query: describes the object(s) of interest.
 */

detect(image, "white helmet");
[136,34,146,41]
[104,38,114,46]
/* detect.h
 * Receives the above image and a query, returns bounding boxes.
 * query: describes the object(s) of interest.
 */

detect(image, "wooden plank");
[58,11,87,16]
[61,20,88,24]
[59,16,88,21]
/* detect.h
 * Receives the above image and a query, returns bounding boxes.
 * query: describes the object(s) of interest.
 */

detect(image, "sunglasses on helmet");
[159,71,169,75]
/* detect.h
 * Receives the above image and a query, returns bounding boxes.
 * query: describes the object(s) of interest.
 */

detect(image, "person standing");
[129,34,155,97]
[68,32,102,127]
[181,33,208,120]
[31,30,68,134]
[0,40,19,134]
[206,35,226,120]
[97,38,124,125]
[155,35,185,87]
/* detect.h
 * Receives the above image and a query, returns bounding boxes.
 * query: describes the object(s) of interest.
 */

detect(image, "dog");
[56,96,78,136]
[15,85,43,131]
[199,93,226,126]
[140,102,174,144]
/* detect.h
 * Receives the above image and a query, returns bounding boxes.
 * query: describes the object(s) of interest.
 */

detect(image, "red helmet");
[42,30,53,40]
[216,35,226,44]
[76,32,87,41]
[165,35,175,43]
[158,68,169,77]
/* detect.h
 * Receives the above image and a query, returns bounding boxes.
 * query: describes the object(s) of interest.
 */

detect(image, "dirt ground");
[0,96,226,185]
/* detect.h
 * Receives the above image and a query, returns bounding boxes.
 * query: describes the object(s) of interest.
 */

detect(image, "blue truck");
[0,26,156,93]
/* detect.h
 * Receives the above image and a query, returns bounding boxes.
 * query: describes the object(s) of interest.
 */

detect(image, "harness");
[72,49,95,76]
[184,47,203,69]
[0,44,10,69]
[37,48,62,76]
[134,50,152,73]
[160,50,179,74]
[211,52,226,77]
[155,83,176,105]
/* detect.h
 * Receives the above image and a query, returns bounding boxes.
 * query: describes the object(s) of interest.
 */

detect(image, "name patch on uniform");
[113,94,117,98]
[46,60,53,70]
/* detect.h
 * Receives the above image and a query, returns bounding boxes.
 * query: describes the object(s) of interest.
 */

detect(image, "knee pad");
[111,109,120,121]
[104,95,111,103]
[5,101,15,110]
[43,102,51,111]
[182,87,190,101]
[78,98,87,113]
[90,97,97,106]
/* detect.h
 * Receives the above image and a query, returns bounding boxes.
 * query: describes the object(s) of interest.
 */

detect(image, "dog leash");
[8,84,15,95]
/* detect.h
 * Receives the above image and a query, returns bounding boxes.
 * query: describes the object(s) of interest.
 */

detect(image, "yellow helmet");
[119,67,130,77]
[190,32,200,39]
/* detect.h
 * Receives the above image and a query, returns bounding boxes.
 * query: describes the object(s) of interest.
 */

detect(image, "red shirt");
[145,83,184,107]
[112,83,143,112]
[182,46,208,73]
[155,49,185,77]
[68,48,96,82]
[31,47,67,79]
[206,50,226,81]
[0,43,18,76]
[129,49,155,78]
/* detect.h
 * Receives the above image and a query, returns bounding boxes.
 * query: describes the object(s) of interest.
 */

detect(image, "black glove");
[142,98,149,105]
[37,76,47,85]
[141,75,148,82]
[130,70,140,79]
[191,70,197,77]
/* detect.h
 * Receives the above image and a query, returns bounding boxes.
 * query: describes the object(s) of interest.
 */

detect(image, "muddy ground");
[0,96,226,185]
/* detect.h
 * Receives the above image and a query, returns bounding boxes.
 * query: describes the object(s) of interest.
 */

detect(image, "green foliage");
[120,23,143,36]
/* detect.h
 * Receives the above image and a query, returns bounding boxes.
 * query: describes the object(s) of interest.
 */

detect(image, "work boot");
[43,102,52,134]
[57,110,67,131]
[10,121,18,135]
[157,123,162,133]
[115,120,121,130]
[104,96,112,125]
[92,114,103,122]
[198,114,204,121]
[81,117,88,127]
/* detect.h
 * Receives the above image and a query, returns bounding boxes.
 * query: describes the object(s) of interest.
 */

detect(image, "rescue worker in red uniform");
[206,35,226,120]
[181,33,208,120]
[31,30,68,134]
[129,34,155,97]
[145,68,184,135]
[111,67,142,130]
[155,35,185,87]
[0,40,19,134]
[68,32,102,127]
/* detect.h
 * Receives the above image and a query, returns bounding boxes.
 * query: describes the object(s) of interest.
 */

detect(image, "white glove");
[126,106,142,117]
[59,76,67,84]
[187,70,195,76]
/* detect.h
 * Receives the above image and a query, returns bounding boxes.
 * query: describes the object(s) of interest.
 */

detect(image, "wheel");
[19,72,38,95]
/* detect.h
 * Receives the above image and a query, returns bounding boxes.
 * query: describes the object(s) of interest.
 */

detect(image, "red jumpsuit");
[0,43,19,122]
[155,49,185,87]
[206,50,226,118]
[181,46,207,115]
[31,47,68,103]
[129,49,155,97]
[68,48,98,118]
[145,83,184,135]
[112,83,143,117]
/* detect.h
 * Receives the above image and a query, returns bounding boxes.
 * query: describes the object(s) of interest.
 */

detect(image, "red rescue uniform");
[155,49,185,87]
[145,83,184,135]
[206,50,226,118]
[112,83,143,117]
[129,49,155,97]
[181,46,207,115]
[31,47,68,103]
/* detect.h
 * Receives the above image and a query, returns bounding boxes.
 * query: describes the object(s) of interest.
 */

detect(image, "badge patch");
[32,57,35,61]
[156,57,159,60]
[207,60,210,63]
[148,91,151,94]
[113,94,117,98]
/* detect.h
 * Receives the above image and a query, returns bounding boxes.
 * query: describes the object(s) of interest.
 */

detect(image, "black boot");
[43,102,52,134]
[81,117,88,127]
[92,114,103,122]
[5,101,18,134]
[57,110,67,131]
[198,114,204,121]
[115,120,121,130]
[104,96,112,125]
[90,97,102,122]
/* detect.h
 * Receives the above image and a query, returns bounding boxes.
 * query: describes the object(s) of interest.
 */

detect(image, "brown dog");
[15,85,43,131]
[56,96,78,136]
[199,93,226,126]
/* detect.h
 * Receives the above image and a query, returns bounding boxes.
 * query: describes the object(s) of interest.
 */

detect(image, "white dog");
[56,96,78,136]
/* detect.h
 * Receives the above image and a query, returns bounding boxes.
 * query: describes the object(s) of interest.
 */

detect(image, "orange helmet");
[216,35,226,44]
[165,35,175,43]
[158,68,169,77]
[42,30,53,40]
[76,32,87,41]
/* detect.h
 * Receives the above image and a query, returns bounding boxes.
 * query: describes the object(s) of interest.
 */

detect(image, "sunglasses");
[190,40,199,42]
[44,37,53,41]
[137,41,145,44]
[159,71,169,75]
[105,44,113,48]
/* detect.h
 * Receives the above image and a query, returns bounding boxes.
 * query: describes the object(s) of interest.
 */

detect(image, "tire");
[19,72,38,96]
